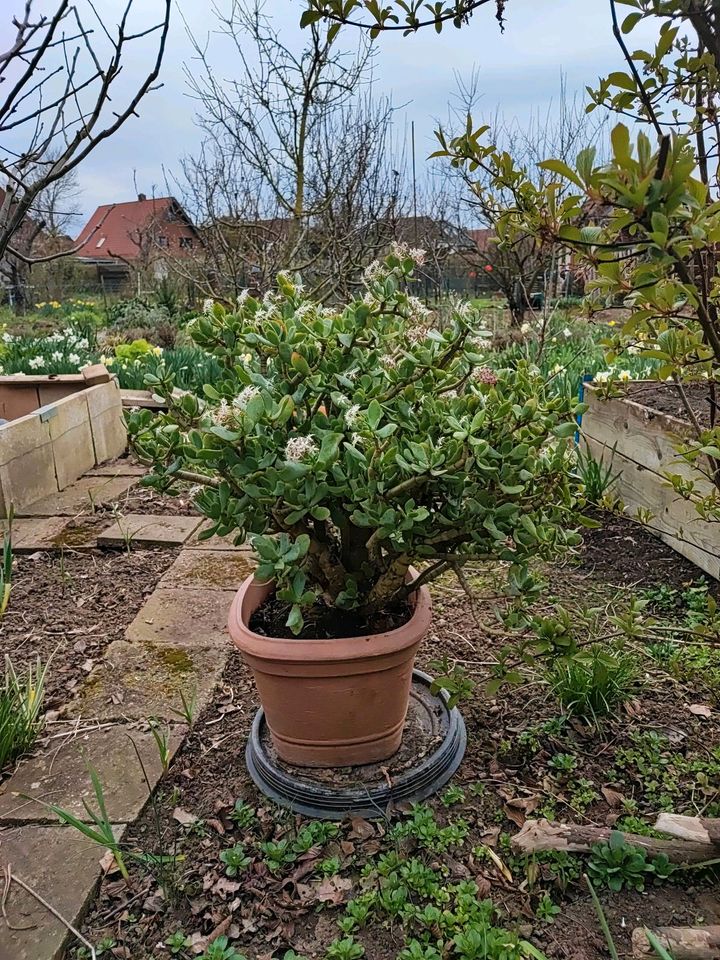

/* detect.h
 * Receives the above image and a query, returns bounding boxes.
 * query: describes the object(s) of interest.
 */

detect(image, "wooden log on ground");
[511,819,716,864]
[632,925,720,959]
[655,814,720,848]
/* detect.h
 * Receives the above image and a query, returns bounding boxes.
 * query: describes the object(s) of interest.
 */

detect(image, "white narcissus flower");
[28,356,44,369]
[68,353,80,365]
[562,327,572,339]
[520,322,531,334]
[618,370,632,382]
[552,363,563,374]
[594,371,612,383]
[285,435,319,461]
[51,351,63,362]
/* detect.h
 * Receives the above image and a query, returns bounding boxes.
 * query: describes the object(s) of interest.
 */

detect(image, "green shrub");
[129,249,586,635]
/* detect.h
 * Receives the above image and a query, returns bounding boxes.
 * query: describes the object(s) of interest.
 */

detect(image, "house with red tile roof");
[74,195,199,290]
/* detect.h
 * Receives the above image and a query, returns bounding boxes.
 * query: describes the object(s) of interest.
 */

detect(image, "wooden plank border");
[580,382,720,580]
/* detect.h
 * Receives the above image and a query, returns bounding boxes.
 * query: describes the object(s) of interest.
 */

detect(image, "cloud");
[13,0,656,232]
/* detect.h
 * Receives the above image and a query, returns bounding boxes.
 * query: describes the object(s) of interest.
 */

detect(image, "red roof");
[74,196,198,261]
[466,227,495,251]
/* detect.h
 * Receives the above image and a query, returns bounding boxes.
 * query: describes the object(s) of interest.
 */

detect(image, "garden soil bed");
[74,509,720,960]
[109,482,201,517]
[624,381,717,428]
[2,548,178,715]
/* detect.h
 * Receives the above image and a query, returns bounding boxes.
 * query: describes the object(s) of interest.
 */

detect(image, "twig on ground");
[1,864,36,931]
[9,872,96,958]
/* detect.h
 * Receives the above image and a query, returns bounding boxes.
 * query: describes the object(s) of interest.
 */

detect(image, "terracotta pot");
[228,573,432,767]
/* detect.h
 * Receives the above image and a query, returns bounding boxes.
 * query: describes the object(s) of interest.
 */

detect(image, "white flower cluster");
[212,399,231,424]
[344,403,361,428]
[46,329,90,351]
[285,435,318,461]
[363,260,385,283]
[406,324,432,345]
[391,241,426,266]
[406,296,431,320]
[233,386,260,410]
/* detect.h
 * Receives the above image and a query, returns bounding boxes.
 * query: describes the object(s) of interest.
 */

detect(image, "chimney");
[137,193,147,202]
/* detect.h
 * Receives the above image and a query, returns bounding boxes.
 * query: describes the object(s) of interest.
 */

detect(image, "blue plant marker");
[575,374,594,445]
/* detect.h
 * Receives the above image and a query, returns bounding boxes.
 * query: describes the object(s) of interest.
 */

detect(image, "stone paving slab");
[0,725,184,825]
[125,586,236,650]
[97,513,203,548]
[86,458,148,477]
[0,823,125,960]
[0,516,70,552]
[159,549,256,591]
[186,521,250,551]
[67,639,230,722]
[17,475,138,517]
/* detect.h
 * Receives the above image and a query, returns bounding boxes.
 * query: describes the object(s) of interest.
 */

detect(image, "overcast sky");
[3,1,658,236]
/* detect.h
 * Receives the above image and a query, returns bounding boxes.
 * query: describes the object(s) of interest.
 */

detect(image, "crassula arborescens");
[129,247,585,634]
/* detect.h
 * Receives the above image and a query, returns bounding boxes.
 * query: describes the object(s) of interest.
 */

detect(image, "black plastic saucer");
[245,669,466,819]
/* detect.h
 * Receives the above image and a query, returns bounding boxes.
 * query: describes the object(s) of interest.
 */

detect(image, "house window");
[157,235,168,248]
[179,236,193,249]
[96,237,105,248]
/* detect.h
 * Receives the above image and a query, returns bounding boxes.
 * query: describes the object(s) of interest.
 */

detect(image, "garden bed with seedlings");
[72,510,720,960]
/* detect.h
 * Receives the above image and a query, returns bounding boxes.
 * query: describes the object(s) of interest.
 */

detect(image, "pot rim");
[229,570,432,664]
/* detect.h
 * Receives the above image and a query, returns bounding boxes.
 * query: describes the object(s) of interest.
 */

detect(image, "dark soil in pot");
[624,381,717,427]
[249,591,413,640]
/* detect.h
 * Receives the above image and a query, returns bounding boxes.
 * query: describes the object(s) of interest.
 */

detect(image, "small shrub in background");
[0,656,48,772]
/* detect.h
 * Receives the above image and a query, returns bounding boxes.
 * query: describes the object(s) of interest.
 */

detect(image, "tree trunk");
[511,819,717,865]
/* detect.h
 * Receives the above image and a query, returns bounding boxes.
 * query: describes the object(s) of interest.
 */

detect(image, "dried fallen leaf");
[688,703,712,718]
[173,807,198,827]
[315,875,353,904]
[600,786,625,809]
[347,816,374,841]
[211,877,241,898]
[623,699,643,718]
[503,795,539,829]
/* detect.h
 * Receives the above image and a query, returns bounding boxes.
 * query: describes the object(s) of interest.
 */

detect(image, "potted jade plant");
[129,247,584,768]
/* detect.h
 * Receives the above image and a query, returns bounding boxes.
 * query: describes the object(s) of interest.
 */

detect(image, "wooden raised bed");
[581,382,720,580]
[0,365,127,516]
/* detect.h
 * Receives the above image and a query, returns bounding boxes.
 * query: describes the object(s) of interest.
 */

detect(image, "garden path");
[0,462,253,960]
